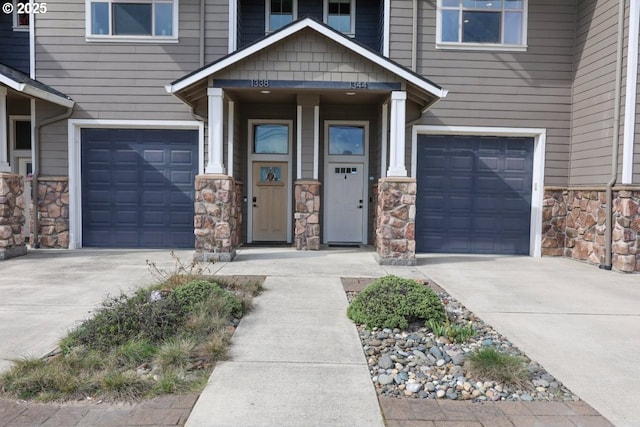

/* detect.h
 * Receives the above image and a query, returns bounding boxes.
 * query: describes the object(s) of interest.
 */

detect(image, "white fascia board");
[167,18,446,99]
[0,74,74,108]
[22,86,74,108]
[0,75,26,92]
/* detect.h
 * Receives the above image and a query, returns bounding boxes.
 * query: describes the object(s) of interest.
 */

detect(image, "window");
[328,125,364,155]
[13,120,32,151]
[325,0,355,34]
[254,124,289,154]
[267,0,296,33]
[13,0,29,31]
[87,0,177,40]
[437,0,527,50]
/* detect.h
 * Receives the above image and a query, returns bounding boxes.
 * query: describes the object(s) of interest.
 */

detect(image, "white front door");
[326,163,364,243]
[17,158,32,237]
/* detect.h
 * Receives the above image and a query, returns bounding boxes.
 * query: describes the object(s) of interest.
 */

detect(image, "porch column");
[387,91,407,177]
[206,87,225,174]
[0,87,10,172]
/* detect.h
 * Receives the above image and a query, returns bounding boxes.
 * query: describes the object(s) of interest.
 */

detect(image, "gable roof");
[166,17,447,100]
[0,64,74,108]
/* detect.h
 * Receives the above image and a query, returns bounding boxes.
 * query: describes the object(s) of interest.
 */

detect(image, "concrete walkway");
[186,249,387,427]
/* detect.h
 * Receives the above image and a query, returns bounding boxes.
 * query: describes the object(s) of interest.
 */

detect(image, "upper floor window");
[267,0,296,33]
[12,0,30,31]
[324,0,355,34]
[86,0,178,42]
[437,0,527,51]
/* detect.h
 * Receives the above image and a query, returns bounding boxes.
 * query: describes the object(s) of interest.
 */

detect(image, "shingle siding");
[390,0,576,187]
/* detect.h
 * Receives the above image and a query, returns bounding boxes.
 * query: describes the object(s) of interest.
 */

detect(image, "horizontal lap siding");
[570,0,622,186]
[389,0,575,187]
[34,0,228,176]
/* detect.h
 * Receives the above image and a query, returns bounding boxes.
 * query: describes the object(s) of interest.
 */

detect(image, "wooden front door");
[251,161,288,241]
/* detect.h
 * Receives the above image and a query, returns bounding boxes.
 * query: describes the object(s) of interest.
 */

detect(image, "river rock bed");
[346,283,579,402]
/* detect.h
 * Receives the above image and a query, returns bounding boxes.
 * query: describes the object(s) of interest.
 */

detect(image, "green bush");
[347,275,446,329]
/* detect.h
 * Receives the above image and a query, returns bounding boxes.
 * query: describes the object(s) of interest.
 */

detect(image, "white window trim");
[12,0,29,32]
[323,0,356,37]
[246,119,294,244]
[411,125,546,258]
[85,0,179,43]
[435,0,528,52]
[323,120,369,245]
[265,0,298,34]
[67,119,204,249]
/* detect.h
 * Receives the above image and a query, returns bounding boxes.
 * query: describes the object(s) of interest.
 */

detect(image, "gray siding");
[0,11,29,73]
[570,0,623,186]
[34,0,228,176]
[390,0,576,186]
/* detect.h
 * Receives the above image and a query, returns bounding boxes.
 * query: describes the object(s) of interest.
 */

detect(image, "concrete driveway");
[414,254,640,427]
[0,249,201,373]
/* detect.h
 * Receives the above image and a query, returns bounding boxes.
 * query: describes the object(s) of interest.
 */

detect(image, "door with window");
[249,122,291,242]
[324,122,368,244]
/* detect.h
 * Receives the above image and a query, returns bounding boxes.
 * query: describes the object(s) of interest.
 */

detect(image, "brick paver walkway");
[0,394,197,426]
[379,397,614,427]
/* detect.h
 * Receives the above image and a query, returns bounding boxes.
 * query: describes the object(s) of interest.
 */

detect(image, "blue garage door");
[81,128,198,248]
[415,135,533,255]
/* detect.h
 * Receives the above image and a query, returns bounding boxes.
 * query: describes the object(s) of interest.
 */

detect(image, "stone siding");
[294,180,321,250]
[34,177,69,249]
[0,173,27,260]
[194,175,241,262]
[374,177,416,265]
[542,187,640,272]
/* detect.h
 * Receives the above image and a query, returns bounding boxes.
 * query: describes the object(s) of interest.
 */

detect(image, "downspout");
[601,0,626,270]
[199,0,205,67]
[32,106,73,248]
[411,0,418,71]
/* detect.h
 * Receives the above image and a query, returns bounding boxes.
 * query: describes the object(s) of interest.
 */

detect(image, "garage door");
[81,128,198,248]
[415,135,533,255]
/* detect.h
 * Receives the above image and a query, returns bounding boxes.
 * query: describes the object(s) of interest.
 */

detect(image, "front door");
[326,163,364,243]
[252,161,288,241]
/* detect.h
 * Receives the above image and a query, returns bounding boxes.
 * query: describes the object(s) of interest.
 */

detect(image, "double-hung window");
[87,0,178,41]
[266,0,296,33]
[437,0,527,51]
[324,0,355,35]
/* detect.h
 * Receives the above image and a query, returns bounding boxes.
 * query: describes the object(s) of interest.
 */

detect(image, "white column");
[622,0,640,183]
[206,87,225,174]
[387,91,407,177]
[0,87,10,172]
[313,105,319,180]
[227,100,235,177]
[380,102,389,178]
[297,105,302,179]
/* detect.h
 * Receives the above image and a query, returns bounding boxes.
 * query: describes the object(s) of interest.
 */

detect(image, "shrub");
[347,275,446,329]
[427,319,476,343]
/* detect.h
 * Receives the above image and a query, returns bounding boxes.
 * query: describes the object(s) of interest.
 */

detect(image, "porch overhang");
[0,64,75,108]
[165,17,447,111]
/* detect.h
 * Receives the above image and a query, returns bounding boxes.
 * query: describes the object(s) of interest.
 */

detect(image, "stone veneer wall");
[35,177,70,248]
[194,175,241,262]
[0,173,27,260]
[294,180,321,250]
[542,187,640,272]
[374,177,416,265]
